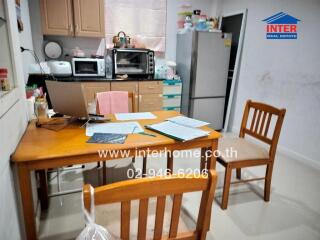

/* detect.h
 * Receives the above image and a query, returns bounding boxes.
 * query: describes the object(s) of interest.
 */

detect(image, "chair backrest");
[83,170,217,240]
[126,92,136,113]
[96,91,136,114]
[239,100,286,160]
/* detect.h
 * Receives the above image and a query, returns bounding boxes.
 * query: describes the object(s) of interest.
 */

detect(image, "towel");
[110,91,129,113]
[96,91,129,115]
[96,92,111,115]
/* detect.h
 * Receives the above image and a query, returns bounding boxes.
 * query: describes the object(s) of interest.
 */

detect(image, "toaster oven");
[108,48,154,78]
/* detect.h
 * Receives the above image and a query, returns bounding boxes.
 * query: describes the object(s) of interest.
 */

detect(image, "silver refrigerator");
[176,31,231,130]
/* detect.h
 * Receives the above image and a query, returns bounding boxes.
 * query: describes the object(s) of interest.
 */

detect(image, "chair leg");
[236,168,241,180]
[97,162,101,168]
[167,154,173,175]
[264,162,274,202]
[221,165,232,210]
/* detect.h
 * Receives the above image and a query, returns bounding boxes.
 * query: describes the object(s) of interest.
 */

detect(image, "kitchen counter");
[53,76,164,82]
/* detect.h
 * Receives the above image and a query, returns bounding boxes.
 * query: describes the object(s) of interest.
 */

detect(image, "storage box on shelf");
[162,79,182,112]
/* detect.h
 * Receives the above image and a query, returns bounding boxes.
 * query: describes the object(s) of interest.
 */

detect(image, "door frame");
[220,9,248,132]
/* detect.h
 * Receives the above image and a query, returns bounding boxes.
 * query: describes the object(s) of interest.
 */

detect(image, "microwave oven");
[108,48,154,78]
[71,58,105,77]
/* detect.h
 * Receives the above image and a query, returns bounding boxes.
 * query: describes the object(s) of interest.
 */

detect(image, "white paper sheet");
[166,116,210,128]
[115,112,157,121]
[86,122,144,137]
[146,121,210,142]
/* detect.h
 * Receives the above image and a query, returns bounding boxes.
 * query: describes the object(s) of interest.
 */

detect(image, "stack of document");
[146,121,210,142]
[115,112,156,121]
[86,122,144,137]
[166,116,210,128]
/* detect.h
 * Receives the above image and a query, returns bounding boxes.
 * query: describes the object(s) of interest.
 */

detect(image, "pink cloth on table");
[96,91,129,115]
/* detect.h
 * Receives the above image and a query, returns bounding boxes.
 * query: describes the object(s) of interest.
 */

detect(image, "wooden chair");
[96,92,140,177]
[96,91,137,114]
[217,100,286,209]
[83,170,218,240]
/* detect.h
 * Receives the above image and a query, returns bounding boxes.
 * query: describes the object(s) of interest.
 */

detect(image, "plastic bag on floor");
[76,186,114,240]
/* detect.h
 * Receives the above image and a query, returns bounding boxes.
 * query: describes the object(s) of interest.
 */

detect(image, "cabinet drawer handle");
[148,86,156,89]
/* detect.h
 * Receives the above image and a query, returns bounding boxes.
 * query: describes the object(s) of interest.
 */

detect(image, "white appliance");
[47,61,72,76]
[176,31,231,130]
[71,58,105,77]
[28,62,51,74]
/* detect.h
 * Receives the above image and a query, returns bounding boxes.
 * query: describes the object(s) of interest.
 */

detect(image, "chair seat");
[218,137,269,162]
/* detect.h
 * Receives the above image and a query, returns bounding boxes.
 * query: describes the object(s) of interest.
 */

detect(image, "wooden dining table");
[11,110,221,240]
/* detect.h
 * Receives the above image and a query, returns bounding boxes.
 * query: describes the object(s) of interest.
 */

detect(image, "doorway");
[220,10,247,131]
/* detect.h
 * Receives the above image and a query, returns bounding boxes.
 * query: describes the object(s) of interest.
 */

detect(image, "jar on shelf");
[34,98,48,121]
[0,68,10,91]
[177,1,192,29]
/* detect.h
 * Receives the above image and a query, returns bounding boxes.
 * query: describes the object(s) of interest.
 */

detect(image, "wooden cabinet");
[139,94,163,112]
[73,0,105,37]
[138,81,163,112]
[40,0,73,36]
[40,0,105,37]
[111,81,138,112]
[139,81,163,94]
[80,81,163,113]
[81,82,110,107]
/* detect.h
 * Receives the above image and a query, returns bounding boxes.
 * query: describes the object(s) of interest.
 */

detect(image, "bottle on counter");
[105,54,113,79]
[0,68,10,92]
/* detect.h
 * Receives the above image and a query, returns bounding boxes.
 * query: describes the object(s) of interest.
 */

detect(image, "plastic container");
[163,95,181,108]
[163,79,182,95]
[177,1,192,29]
[162,106,181,112]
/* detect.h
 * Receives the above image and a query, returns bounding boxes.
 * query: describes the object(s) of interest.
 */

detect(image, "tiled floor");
[38,150,320,240]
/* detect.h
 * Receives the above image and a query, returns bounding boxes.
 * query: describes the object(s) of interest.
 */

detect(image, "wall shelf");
[0,17,6,22]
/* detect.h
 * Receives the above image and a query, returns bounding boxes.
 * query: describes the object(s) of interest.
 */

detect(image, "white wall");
[221,0,320,165]
[19,0,35,83]
[28,0,44,61]
[0,0,29,239]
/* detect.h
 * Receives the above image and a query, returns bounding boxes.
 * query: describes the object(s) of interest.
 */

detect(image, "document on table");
[86,121,144,136]
[166,116,210,128]
[115,112,157,121]
[146,121,210,142]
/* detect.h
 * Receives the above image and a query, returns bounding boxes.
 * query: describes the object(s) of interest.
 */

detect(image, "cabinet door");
[73,0,105,37]
[81,82,110,107]
[111,81,138,112]
[139,81,163,94]
[40,0,73,36]
[139,94,163,112]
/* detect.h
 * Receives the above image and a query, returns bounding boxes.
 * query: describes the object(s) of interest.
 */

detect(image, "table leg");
[36,169,49,210]
[18,164,37,240]
[200,148,208,171]
[102,161,106,185]
[207,140,218,170]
